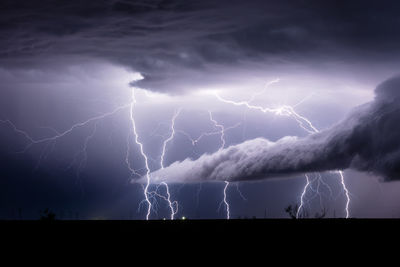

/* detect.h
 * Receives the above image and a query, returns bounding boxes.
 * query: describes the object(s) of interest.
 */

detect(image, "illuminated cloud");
[149,75,400,183]
[1,0,400,218]
[1,1,400,93]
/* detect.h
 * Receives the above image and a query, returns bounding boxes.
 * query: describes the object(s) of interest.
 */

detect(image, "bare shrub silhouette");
[39,208,56,221]
[284,204,327,219]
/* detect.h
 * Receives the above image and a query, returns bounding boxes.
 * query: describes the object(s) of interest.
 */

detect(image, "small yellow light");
[182,216,186,220]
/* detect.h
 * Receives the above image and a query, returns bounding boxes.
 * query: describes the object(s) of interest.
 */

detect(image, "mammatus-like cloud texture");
[148,75,400,183]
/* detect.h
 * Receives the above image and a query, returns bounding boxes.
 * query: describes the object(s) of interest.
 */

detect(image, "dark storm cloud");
[149,75,400,182]
[1,0,400,93]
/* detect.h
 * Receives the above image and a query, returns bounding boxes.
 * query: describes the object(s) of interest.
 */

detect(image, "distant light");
[181,216,186,220]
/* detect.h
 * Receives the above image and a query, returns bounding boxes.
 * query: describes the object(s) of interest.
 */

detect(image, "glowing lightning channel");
[215,94,318,134]
[127,93,182,220]
[1,102,157,208]
[69,121,100,193]
[295,130,350,218]
[0,75,349,220]
[159,108,182,220]
[338,170,350,218]
[214,80,350,218]
[160,109,182,169]
[2,80,213,220]
[1,104,130,191]
[176,123,241,148]
[0,105,130,153]
[209,111,226,149]
[173,110,243,219]
[248,78,280,103]
[297,174,311,218]
[209,111,231,219]
[128,88,152,220]
[223,181,230,219]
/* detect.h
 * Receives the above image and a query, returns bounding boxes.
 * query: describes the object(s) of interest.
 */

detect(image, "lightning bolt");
[158,108,182,220]
[223,181,230,219]
[0,104,129,152]
[338,170,350,218]
[171,110,238,219]
[176,123,241,148]
[1,104,130,196]
[0,85,238,220]
[214,94,318,134]
[127,91,182,220]
[160,181,179,220]
[68,121,100,194]
[234,183,248,201]
[294,127,350,218]
[214,79,351,218]
[297,174,311,218]
[0,74,350,220]
[127,87,154,220]
[208,111,232,219]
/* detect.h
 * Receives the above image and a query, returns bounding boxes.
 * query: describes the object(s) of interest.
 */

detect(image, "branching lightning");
[1,105,129,192]
[0,75,350,220]
[158,108,182,220]
[208,111,231,219]
[214,79,351,218]
[0,105,130,153]
[127,88,153,220]
[338,170,350,218]
[127,96,182,220]
[168,110,239,219]
[176,123,241,148]
[297,174,311,218]
[223,181,230,219]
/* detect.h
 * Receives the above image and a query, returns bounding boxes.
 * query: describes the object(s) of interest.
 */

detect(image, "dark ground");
[0,219,397,240]
[0,219,396,260]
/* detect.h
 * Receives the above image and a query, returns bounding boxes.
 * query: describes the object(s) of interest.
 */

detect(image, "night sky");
[1,0,400,220]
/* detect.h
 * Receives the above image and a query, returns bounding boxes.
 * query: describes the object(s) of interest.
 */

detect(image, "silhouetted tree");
[284,204,299,219]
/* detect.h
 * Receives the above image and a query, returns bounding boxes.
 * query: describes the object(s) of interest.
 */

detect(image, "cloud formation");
[148,75,400,183]
[1,0,400,93]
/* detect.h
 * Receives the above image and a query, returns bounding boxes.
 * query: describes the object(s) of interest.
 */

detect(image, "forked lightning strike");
[171,110,238,219]
[214,79,350,218]
[209,111,231,219]
[338,170,350,218]
[0,76,350,220]
[1,104,130,153]
[128,89,182,220]
[127,88,152,220]
[159,108,182,220]
[222,181,230,219]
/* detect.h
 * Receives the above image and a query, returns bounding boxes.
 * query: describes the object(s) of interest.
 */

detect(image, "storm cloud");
[149,75,400,183]
[1,0,400,93]
[2,0,400,218]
